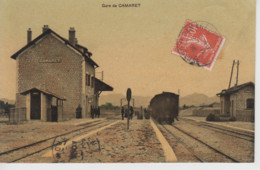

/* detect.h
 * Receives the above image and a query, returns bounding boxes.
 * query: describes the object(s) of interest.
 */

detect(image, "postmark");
[52,136,101,162]
[172,20,225,70]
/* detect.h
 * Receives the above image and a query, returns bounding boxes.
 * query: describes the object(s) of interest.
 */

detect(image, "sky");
[0,0,256,100]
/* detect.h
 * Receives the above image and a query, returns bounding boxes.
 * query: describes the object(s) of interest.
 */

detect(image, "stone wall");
[230,86,254,118]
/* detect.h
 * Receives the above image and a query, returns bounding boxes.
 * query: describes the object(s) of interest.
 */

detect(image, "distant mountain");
[0,98,15,105]
[99,92,219,107]
[179,93,219,106]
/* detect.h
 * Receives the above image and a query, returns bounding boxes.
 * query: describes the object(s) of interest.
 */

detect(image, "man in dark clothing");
[130,106,134,120]
[124,108,128,118]
[97,107,100,118]
[121,107,124,120]
[91,106,94,119]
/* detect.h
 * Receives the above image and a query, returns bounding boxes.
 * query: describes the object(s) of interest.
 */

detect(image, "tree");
[100,102,118,110]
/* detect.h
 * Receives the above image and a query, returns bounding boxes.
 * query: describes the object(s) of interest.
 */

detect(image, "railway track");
[169,124,239,162]
[159,124,203,162]
[181,118,254,142]
[0,119,118,163]
[159,122,241,162]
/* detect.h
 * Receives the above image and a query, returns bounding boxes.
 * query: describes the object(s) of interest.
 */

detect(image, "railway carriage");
[150,92,179,124]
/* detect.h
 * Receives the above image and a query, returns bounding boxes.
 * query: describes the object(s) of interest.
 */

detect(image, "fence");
[9,107,27,124]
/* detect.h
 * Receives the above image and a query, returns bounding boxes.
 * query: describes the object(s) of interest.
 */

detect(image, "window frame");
[246,98,254,109]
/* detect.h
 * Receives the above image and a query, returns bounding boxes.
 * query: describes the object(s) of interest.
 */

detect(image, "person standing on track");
[121,107,125,120]
[130,106,134,120]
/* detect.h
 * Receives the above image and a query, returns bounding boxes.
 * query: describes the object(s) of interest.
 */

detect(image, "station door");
[30,92,41,119]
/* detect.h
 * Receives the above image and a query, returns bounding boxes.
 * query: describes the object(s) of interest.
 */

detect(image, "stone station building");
[11,25,113,122]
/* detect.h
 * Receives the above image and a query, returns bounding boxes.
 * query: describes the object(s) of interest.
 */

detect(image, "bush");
[100,102,118,110]
[229,116,236,121]
[206,113,220,121]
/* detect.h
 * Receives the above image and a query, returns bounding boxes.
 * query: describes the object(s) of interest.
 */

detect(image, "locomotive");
[149,92,179,124]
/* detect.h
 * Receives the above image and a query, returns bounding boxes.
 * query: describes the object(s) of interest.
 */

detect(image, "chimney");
[69,27,76,46]
[27,28,32,44]
[74,38,78,45]
[42,25,49,33]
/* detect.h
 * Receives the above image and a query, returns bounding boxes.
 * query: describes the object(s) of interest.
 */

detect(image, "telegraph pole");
[236,60,239,86]
[228,60,240,89]
[95,71,104,81]
[228,60,235,89]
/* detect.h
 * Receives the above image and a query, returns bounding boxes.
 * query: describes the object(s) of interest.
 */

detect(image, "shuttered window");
[91,76,94,88]
[86,74,91,86]
[246,99,254,109]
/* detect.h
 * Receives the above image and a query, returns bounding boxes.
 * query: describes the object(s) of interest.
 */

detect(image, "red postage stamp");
[172,20,225,70]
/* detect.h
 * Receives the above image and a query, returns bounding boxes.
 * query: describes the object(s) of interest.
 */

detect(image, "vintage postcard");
[0,0,257,167]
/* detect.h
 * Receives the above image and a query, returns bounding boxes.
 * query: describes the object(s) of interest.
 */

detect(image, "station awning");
[20,87,66,100]
[94,78,113,92]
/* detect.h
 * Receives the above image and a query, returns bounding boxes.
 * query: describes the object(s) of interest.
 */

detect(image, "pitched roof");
[76,44,92,57]
[10,28,98,67]
[216,82,254,96]
[20,87,66,100]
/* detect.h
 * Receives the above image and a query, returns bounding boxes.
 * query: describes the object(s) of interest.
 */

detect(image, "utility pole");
[228,60,235,89]
[228,60,240,89]
[95,71,104,81]
[236,60,239,86]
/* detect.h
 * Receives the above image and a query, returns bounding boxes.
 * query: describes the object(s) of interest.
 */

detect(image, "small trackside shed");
[216,82,254,121]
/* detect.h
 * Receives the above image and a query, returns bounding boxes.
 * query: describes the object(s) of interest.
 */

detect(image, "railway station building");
[216,82,254,121]
[11,25,113,122]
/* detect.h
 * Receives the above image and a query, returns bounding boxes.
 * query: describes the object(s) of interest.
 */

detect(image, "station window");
[86,74,91,86]
[91,76,94,88]
[246,98,254,109]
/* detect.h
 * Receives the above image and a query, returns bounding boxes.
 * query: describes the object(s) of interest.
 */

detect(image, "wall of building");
[220,95,230,115]
[230,86,254,117]
[85,61,95,117]
[16,33,83,120]
[236,110,254,122]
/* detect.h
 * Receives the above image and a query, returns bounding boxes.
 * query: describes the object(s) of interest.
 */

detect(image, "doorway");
[231,100,234,117]
[86,96,88,117]
[51,105,58,122]
[30,92,41,119]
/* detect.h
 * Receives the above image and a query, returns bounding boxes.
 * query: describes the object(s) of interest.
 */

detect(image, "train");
[149,91,179,124]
